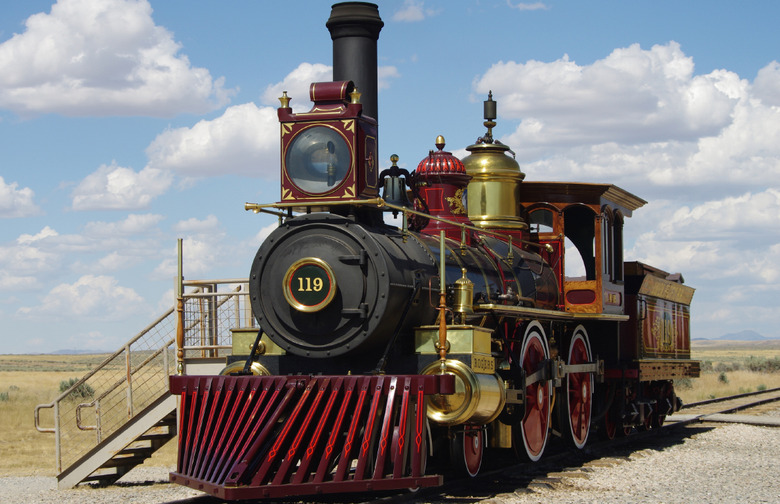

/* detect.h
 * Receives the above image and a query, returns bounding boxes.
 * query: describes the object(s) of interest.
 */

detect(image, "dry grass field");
[0,354,176,477]
[1,340,778,476]
[675,339,780,403]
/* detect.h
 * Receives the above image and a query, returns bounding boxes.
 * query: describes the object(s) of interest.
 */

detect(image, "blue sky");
[1,0,779,354]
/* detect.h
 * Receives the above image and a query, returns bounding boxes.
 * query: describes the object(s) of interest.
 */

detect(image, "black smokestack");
[326,2,384,122]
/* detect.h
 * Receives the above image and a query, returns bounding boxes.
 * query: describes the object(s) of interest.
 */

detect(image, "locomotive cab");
[521,182,646,316]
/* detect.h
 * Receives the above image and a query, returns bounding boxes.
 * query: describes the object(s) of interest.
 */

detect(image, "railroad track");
[161,388,780,504]
[667,386,780,427]
[681,385,780,413]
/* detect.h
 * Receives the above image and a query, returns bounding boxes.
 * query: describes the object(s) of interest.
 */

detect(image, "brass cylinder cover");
[421,359,506,426]
[461,142,527,230]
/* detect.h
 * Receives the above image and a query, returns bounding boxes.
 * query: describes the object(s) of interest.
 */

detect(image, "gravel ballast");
[2,410,779,504]
[487,421,780,504]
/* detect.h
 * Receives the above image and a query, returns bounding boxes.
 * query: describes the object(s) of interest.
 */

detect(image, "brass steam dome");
[461,92,527,231]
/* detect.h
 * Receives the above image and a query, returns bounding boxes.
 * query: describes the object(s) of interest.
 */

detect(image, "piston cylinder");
[421,359,506,425]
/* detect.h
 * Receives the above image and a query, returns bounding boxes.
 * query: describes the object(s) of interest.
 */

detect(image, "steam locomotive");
[168,2,699,500]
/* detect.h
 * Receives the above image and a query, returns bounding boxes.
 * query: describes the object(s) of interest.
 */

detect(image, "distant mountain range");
[695,330,774,341]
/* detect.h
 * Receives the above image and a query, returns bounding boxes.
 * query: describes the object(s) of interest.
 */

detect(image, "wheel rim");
[517,324,550,461]
[566,330,592,449]
[449,425,483,477]
[462,427,483,477]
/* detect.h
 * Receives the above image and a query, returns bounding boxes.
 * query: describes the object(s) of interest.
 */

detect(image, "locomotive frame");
[168,2,699,500]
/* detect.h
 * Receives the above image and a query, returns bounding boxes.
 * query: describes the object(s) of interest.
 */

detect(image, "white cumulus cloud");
[260,62,333,109]
[0,227,61,276]
[152,235,224,280]
[17,274,146,320]
[260,62,399,104]
[146,103,279,178]
[83,213,165,237]
[477,42,738,149]
[753,61,780,107]
[0,176,41,218]
[71,162,173,210]
[475,44,780,199]
[0,0,233,117]
[173,215,220,234]
[658,189,780,242]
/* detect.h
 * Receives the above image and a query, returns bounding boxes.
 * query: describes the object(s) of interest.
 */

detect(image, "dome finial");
[480,91,497,144]
[278,91,291,109]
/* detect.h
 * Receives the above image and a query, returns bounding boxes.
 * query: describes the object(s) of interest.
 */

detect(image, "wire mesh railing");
[180,280,257,360]
[34,278,256,474]
[34,310,177,472]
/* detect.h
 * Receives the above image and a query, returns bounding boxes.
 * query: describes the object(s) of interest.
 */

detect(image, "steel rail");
[681,386,780,409]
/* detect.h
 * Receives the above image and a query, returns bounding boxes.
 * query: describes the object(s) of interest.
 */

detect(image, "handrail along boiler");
[169,2,699,500]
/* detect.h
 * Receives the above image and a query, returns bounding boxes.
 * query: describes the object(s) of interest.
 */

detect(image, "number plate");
[282,258,337,312]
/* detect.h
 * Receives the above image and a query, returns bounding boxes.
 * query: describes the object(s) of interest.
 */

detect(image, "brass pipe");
[245,197,549,252]
[176,238,184,375]
[438,231,448,367]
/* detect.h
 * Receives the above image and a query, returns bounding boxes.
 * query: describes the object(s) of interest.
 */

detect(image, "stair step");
[82,471,120,485]
[56,393,177,490]
[117,446,154,457]
[137,431,174,442]
[103,455,150,468]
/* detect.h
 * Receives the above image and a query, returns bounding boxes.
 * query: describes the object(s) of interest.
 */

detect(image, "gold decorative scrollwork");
[445,188,467,215]
[652,311,676,353]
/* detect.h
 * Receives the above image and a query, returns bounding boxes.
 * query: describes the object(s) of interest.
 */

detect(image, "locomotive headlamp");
[278,80,378,204]
[285,126,351,194]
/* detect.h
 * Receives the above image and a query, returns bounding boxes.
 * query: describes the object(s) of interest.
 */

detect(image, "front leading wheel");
[450,426,484,477]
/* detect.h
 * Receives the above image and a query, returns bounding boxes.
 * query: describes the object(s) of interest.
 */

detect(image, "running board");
[169,373,454,500]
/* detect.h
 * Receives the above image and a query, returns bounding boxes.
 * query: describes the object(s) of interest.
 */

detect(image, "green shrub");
[718,372,729,384]
[715,362,740,373]
[758,384,767,391]
[0,391,8,402]
[745,356,780,373]
[59,378,95,399]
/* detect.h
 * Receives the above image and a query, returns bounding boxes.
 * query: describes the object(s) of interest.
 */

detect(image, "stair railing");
[73,341,173,442]
[35,278,256,475]
[34,308,177,472]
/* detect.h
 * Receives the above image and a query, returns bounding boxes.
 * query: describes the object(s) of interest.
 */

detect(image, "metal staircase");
[35,308,178,489]
[34,279,255,489]
[55,395,177,488]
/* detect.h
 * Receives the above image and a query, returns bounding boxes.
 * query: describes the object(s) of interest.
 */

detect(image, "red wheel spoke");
[514,323,551,462]
[564,329,592,449]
